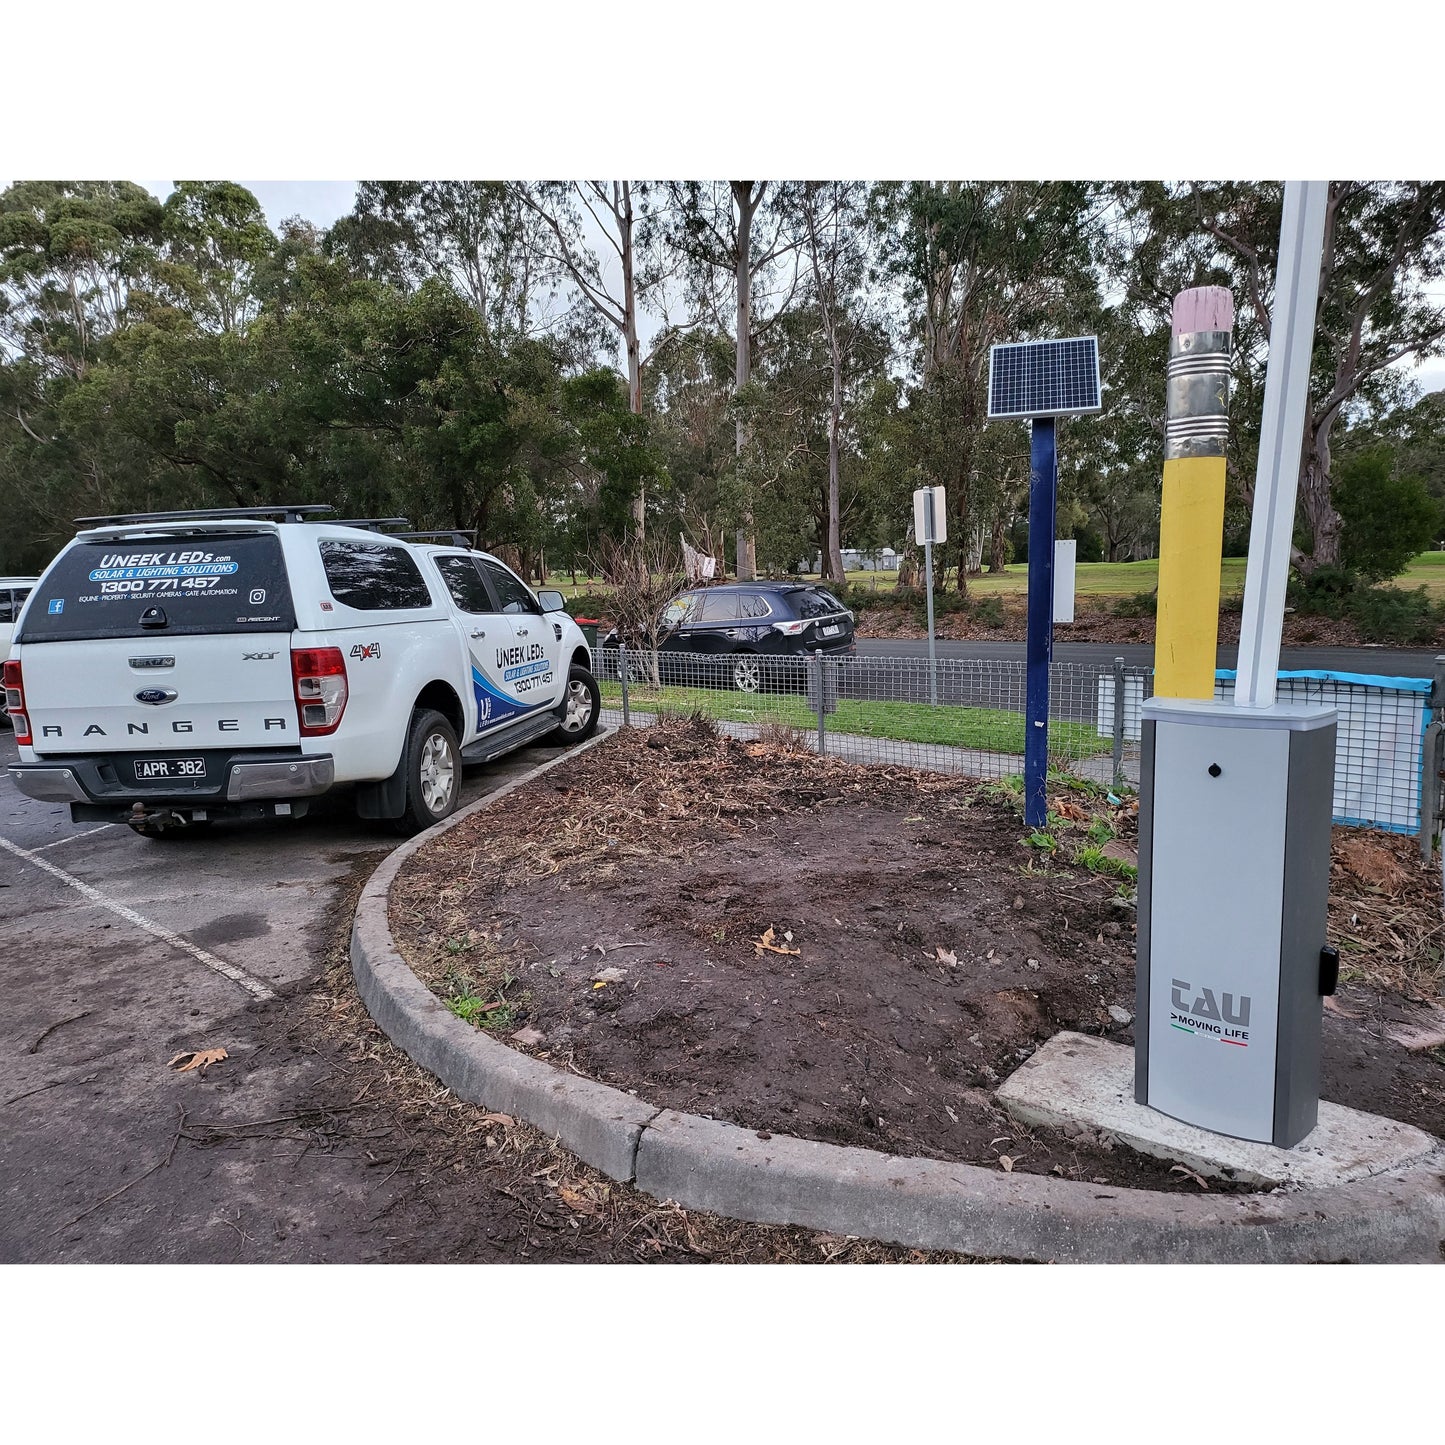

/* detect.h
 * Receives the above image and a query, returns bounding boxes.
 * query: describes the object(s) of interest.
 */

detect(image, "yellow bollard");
[1154,287,1233,700]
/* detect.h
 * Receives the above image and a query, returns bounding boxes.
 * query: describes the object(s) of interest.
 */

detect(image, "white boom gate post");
[1135,182,1341,1148]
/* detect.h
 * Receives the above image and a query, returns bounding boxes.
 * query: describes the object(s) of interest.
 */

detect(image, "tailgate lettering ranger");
[37,717,290,738]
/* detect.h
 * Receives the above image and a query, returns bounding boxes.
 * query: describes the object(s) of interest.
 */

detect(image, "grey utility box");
[1134,697,1338,1147]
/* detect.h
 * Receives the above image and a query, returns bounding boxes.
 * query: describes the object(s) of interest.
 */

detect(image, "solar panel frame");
[987,336,1102,419]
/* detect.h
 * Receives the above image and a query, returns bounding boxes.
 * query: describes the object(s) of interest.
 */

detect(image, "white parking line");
[31,824,118,852]
[0,834,276,1001]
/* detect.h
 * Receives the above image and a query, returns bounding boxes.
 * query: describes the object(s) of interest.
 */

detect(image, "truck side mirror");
[536,589,567,614]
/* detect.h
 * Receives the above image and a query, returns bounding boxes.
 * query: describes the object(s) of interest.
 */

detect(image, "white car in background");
[0,577,38,727]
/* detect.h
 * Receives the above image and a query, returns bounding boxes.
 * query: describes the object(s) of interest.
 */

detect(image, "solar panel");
[987,337,1101,419]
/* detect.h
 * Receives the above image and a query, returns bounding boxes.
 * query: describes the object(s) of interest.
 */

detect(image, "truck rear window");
[17,536,296,642]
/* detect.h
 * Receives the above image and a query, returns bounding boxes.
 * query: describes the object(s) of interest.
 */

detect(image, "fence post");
[1422,654,1445,860]
[618,642,631,728]
[1111,656,1126,791]
[813,650,827,756]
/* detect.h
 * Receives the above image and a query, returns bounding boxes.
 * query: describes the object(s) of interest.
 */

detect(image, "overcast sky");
[118,179,1445,399]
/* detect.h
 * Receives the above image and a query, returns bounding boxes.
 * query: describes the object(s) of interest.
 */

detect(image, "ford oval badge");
[135,688,178,706]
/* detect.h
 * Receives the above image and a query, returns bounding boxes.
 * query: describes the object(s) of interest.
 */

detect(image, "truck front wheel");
[391,708,461,835]
[546,664,600,746]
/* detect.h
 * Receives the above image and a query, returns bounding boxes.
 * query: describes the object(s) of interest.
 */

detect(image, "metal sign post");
[913,486,946,707]
[985,335,1102,831]
[1025,419,1058,827]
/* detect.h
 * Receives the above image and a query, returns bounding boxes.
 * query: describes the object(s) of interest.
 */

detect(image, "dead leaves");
[1170,1164,1210,1191]
[997,1155,1015,1173]
[167,1047,227,1075]
[934,945,959,968]
[591,965,628,985]
[1335,834,1413,897]
[754,926,800,957]
[1385,1005,1445,1052]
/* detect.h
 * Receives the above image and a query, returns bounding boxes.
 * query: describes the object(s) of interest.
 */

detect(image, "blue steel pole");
[1025,417,1057,829]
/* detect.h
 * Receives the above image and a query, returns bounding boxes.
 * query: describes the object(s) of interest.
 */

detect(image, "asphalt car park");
[0,731,563,1262]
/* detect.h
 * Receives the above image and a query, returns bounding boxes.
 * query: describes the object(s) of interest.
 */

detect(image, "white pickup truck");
[4,507,600,837]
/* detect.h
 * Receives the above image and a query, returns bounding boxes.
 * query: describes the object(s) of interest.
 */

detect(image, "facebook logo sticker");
[48,599,64,614]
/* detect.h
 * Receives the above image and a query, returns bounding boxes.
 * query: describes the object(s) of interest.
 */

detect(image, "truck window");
[433,555,495,614]
[477,559,536,616]
[17,536,296,642]
[320,541,433,611]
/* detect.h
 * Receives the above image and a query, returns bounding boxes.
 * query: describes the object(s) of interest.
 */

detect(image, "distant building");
[809,547,900,573]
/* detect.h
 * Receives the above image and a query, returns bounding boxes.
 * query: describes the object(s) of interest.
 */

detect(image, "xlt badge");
[129,656,175,669]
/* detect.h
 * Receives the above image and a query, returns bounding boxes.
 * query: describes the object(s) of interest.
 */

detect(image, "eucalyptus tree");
[0,180,164,378]
[514,181,655,531]
[651,181,805,577]
[873,181,1102,591]
[327,182,589,353]
[798,180,878,582]
[1108,181,1445,576]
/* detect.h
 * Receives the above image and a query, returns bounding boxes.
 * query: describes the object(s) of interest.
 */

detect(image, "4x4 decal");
[350,642,382,661]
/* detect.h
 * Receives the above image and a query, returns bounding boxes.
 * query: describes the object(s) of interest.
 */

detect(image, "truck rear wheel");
[391,708,461,835]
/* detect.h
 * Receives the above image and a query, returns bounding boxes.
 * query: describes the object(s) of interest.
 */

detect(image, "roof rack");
[325,517,413,532]
[390,529,479,549]
[75,505,335,527]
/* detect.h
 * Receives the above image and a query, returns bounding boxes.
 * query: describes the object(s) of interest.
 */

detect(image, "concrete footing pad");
[998,1031,1442,1189]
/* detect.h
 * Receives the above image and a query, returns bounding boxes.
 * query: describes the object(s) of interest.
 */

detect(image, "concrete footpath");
[351,736,1445,1264]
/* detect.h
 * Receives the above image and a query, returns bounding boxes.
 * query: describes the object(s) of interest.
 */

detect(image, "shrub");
[566,590,614,620]
[1289,564,1356,619]
[1335,446,1441,583]
[973,596,1005,627]
[1345,585,1444,645]
[1111,590,1158,618]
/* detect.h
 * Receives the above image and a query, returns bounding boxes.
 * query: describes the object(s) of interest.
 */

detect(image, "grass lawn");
[548,552,1445,606]
[599,681,1109,758]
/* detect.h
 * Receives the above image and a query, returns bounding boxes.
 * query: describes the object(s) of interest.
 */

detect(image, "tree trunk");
[733,181,758,581]
[1296,443,1343,573]
[825,351,845,583]
[620,182,646,538]
[989,512,1009,572]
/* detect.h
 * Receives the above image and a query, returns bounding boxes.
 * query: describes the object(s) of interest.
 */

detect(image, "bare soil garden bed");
[389,720,1445,1195]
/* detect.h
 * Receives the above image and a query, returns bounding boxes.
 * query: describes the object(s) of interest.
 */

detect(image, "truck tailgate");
[18,635,297,753]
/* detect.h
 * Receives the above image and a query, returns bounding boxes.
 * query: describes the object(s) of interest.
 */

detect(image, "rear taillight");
[771,619,808,636]
[291,647,348,736]
[3,659,30,745]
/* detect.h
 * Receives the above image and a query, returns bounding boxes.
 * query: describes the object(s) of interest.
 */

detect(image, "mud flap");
[355,759,408,819]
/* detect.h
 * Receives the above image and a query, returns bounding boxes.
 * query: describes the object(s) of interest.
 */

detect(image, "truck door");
[475,557,565,713]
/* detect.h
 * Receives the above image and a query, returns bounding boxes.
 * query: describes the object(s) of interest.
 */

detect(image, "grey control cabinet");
[1134,698,1337,1147]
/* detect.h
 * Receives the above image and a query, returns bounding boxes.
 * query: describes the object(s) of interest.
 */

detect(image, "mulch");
[389,720,1445,1196]
[854,596,1397,648]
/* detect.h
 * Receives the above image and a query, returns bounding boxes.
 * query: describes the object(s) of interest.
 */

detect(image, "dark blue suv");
[601,582,856,692]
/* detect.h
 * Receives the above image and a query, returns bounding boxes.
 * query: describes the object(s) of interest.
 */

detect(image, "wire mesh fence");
[1213,669,1433,836]
[593,645,1150,790]
[590,645,1443,840]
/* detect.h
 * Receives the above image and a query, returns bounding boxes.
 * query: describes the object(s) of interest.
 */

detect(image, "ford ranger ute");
[4,507,600,838]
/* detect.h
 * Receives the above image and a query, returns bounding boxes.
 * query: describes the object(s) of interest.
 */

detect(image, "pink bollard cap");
[1172,286,1234,337]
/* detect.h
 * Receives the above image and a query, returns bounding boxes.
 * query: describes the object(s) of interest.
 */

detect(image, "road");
[0,733,575,1262]
[854,637,1442,678]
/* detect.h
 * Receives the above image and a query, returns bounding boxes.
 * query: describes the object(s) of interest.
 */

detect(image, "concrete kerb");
[350,730,1445,1263]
